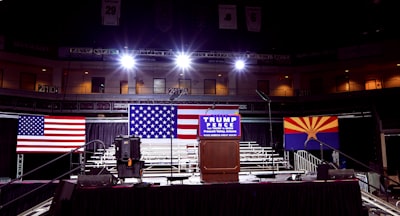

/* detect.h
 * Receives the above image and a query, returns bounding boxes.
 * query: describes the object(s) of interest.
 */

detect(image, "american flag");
[129,104,239,144]
[17,115,86,153]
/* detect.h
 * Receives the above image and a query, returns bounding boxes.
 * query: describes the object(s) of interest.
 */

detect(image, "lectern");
[198,114,241,183]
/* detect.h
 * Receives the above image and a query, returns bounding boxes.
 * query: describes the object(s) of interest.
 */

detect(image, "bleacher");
[239,141,290,171]
[84,141,291,176]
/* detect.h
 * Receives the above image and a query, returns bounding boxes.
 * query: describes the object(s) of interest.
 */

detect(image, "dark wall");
[0,116,380,179]
[338,117,379,171]
[0,118,18,179]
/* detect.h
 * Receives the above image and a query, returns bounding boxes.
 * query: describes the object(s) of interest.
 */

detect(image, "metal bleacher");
[84,141,291,176]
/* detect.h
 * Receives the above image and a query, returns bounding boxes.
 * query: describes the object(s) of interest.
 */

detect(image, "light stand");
[256,90,276,178]
[166,92,186,184]
[169,94,177,182]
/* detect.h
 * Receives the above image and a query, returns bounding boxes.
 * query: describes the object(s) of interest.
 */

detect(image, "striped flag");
[128,104,239,144]
[283,116,339,150]
[17,115,86,153]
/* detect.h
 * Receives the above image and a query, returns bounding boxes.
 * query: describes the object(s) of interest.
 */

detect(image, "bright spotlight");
[120,54,136,69]
[175,53,192,71]
[234,59,246,71]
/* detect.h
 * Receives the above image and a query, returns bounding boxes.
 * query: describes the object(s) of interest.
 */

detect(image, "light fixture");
[175,52,192,71]
[234,59,246,71]
[119,54,136,69]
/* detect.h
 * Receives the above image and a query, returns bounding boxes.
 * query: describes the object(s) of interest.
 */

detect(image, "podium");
[198,136,240,183]
[197,114,242,183]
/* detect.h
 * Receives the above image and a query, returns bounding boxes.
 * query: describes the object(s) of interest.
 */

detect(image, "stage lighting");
[234,59,245,71]
[175,52,192,71]
[119,54,136,69]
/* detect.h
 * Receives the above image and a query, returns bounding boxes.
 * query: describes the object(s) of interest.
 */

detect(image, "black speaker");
[114,135,141,161]
[77,174,118,188]
[117,160,144,178]
[317,163,330,180]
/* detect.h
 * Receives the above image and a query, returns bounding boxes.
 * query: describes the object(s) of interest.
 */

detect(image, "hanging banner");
[218,4,237,30]
[245,6,262,32]
[101,0,121,26]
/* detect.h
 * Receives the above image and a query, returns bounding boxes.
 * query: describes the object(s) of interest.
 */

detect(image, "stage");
[60,173,364,216]
[1,173,366,216]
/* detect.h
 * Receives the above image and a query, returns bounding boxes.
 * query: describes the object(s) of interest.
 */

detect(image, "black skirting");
[69,180,364,216]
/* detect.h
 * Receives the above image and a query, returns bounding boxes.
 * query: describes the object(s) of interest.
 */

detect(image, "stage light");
[175,52,192,71]
[234,59,246,71]
[119,54,136,69]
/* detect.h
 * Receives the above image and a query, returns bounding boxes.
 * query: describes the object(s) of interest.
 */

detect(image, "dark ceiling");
[0,0,399,54]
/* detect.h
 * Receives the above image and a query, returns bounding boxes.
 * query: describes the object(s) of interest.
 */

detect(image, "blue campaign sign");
[198,114,241,137]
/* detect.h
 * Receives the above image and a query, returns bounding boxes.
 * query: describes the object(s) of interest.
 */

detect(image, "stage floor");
[115,170,313,186]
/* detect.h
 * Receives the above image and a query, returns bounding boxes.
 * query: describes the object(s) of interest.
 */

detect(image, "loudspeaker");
[114,135,141,161]
[317,163,330,180]
[328,169,355,179]
[77,174,118,188]
[117,160,144,178]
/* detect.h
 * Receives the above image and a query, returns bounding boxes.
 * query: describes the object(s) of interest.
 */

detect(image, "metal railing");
[0,139,106,213]
[293,138,400,216]
[293,150,321,173]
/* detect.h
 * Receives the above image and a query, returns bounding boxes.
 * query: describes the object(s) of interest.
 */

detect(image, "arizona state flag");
[284,116,339,150]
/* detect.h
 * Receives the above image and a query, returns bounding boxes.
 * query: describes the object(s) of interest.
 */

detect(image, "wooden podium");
[198,136,240,183]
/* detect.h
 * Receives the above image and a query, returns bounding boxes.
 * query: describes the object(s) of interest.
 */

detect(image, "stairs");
[293,150,400,216]
[17,197,53,216]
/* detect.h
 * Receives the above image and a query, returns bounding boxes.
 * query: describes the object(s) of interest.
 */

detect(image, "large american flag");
[17,115,86,153]
[129,104,239,144]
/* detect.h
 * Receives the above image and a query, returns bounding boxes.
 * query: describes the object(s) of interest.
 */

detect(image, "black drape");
[70,181,364,216]
[85,123,128,150]
[241,122,284,149]
[0,118,18,179]
[0,117,376,179]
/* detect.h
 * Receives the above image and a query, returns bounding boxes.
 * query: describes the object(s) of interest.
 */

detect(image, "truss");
[69,48,287,61]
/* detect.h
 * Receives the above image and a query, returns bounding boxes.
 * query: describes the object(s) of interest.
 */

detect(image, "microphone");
[205,103,215,115]
[255,90,271,102]
[304,139,309,148]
